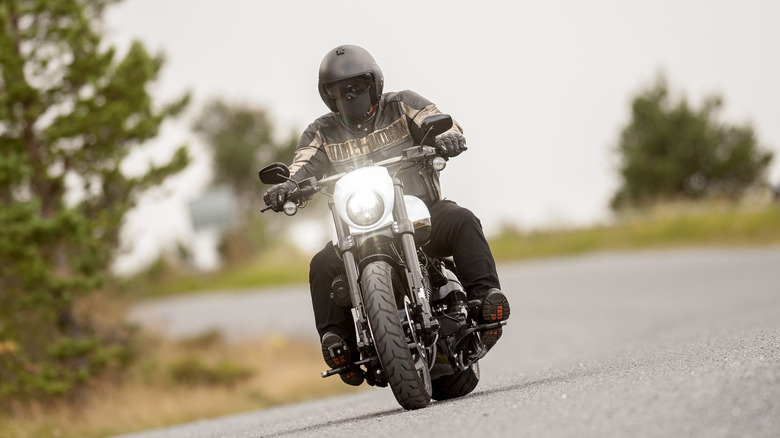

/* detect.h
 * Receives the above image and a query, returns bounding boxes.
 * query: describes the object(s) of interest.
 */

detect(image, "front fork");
[390,177,435,339]
[329,198,372,352]
[329,179,437,353]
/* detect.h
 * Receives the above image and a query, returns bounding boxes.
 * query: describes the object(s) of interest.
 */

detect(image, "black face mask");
[335,90,373,126]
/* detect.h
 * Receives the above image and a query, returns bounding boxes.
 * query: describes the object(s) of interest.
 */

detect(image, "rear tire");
[361,261,432,410]
[431,362,480,401]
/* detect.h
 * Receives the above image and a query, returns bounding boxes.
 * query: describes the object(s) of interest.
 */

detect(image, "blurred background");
[104,0,780,273]
[3,1,780,436]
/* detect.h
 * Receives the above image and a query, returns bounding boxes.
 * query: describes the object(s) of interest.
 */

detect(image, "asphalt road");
[121,247,780,438]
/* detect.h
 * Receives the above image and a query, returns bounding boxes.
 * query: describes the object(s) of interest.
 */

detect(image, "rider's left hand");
[435,132,467,157]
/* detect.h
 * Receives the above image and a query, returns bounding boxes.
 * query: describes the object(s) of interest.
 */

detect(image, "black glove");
[263,180,296,212]
[435,132,467,157]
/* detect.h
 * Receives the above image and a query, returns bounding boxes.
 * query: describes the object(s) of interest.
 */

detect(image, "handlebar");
[261,145,445,215]
[317,145,441,188]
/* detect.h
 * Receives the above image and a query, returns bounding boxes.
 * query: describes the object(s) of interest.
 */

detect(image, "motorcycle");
[258,114,506,410]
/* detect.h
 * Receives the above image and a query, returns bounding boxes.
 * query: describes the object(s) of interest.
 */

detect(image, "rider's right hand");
[263,180,296,212]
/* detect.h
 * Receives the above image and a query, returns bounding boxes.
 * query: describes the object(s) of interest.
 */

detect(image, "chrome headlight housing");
[346,190,384,226]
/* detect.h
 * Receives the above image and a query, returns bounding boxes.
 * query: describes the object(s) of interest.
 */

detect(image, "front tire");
[361,261,432,410]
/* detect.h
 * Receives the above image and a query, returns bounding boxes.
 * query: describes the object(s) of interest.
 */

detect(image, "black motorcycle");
[259,114,506,410]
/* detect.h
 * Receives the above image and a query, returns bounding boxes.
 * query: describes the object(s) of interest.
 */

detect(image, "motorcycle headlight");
[346,190,384,226]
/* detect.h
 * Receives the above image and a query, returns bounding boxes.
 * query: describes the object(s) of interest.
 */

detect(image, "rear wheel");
[361,261,432,410]
[431,361,480,400]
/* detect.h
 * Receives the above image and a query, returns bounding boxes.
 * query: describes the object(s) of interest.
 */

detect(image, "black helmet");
[318,45,384,113]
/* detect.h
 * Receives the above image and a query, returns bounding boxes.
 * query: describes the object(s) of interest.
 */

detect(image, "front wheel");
[361,261,432,410]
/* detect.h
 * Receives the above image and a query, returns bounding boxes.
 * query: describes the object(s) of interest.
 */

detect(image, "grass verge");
[490,200,780,261]
[120,246,310,299]
[1,330,358,438]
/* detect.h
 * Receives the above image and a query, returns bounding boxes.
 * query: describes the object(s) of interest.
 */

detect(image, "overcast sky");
[104,0,780,272]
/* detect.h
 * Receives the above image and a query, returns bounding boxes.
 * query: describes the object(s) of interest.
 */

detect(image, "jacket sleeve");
[397,90,464,144]
[288,119,331,183]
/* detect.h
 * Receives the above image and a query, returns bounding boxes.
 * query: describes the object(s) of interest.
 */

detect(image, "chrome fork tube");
[329,198,369,349]
[391,179,433,330]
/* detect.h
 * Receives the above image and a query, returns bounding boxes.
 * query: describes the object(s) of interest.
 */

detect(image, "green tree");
[0,0,190,404]
[192,99,296,261]
[611,74,773,209]
[193,99,296,206]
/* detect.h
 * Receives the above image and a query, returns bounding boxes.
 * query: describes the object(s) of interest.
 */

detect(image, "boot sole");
[321,334,364,386]
[482,327,503,349]
[482,291,511,323]
[481,290,510,350]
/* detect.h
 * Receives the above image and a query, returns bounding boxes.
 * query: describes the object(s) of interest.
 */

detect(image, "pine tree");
[0,0,190,403]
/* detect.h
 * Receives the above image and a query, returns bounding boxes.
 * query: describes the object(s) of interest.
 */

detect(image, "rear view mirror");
[421,114,453,138]
[258,162,290,184]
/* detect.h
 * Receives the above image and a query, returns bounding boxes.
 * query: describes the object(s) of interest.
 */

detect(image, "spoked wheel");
[361,261,432,410]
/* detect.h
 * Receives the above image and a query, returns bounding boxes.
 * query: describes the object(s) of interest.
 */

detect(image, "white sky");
[104,0,780,273]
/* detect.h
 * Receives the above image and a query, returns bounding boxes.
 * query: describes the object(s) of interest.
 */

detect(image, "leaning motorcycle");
[258,114,507,410]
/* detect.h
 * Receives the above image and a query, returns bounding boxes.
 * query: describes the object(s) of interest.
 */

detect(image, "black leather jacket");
[288,90,462,206]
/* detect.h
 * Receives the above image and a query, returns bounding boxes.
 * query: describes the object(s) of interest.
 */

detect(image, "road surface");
[121,247,780,438]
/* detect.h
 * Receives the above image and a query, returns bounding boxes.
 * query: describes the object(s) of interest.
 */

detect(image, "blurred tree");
[0,0,190,404]
[611,74,773,210]
[193,99,296,207]
[192,99,297,261]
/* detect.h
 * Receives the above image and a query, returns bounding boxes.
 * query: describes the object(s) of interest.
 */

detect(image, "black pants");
[309,200,500,343]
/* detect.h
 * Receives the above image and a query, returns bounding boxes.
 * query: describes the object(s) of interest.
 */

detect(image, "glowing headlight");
[346,190,384,226]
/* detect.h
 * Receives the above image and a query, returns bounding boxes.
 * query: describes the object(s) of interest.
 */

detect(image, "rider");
[263,45,510,386]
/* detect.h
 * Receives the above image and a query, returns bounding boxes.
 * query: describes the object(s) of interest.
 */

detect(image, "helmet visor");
[325,74,373,99]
